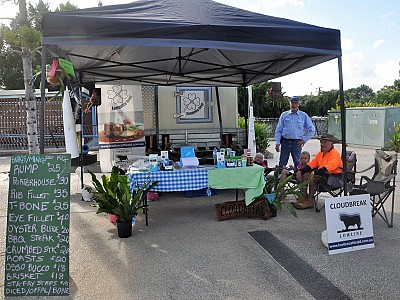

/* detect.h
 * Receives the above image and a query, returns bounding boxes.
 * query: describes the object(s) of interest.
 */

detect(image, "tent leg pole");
[215,87,223,146]
[243,87,248,149]
[338,56,347,195]
[40,45,46,154]
[155,86,160,150]
[80,109,84,191]
[242,73,248,149]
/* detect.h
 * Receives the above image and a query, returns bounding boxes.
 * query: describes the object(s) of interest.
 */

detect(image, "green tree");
[28,0,50,30]
[289,91,339,117]
[0,0,49,90]
[375,79,400,105]
[240,80,400,118]
[56,1,79,12]
[263,85,288,118]
[0,0,42,153]
[237,86,247,117]
[0,47,24,89]
[251,81,272,117]
[0,0,79,153]
[237,82,288,118]
[0,1,80,91]
[345,84,375,103]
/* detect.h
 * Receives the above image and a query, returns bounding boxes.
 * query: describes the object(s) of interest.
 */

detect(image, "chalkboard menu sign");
[4,154,71,296]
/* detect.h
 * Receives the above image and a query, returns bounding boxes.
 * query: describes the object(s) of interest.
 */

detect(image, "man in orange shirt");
[293,133,342,209]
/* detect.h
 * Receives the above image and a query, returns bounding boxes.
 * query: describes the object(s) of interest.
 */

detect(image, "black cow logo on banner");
[337,213,363,232]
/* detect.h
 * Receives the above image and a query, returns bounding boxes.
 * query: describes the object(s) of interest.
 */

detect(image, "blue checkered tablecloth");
[129,169,209,192]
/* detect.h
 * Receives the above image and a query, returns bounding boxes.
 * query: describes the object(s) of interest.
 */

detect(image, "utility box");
[346,107,400,148]
[327,110,342,140]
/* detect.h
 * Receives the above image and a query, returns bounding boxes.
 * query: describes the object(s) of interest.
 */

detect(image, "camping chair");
[349,150,398,227]
[314,150,357,212]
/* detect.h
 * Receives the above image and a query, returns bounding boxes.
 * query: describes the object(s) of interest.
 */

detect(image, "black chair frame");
[350,150,397,227]
[314,150,357,212]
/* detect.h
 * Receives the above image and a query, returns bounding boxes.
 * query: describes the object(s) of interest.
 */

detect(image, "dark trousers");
[278,139,301,168]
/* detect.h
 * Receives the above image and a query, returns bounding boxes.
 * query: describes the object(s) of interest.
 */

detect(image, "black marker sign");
[4,154,71,296]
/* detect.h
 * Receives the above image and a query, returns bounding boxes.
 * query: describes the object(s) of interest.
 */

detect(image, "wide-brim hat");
[319,133,340,143]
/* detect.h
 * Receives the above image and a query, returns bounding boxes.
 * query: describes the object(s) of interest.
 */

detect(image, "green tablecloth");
[208,165,265,205]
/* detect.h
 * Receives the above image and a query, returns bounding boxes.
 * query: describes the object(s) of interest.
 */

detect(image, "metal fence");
[0,87,157,152]
[0,96,67,150]
[0,93,328,151]
[255,116,328,139]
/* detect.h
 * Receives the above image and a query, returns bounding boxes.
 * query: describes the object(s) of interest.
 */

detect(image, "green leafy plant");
[389,123,400,152]
[87,166,155,222]
[254,122,271,153]
[238,116,271,153]
[263,169,311,217]
[238,116,246,128]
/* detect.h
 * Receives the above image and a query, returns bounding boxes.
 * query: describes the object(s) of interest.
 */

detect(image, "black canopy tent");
[41,0,342,86]
[40,0,348,192]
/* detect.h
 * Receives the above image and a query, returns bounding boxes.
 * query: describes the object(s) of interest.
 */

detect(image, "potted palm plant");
[87,166,155,238]
[262,169,310,217]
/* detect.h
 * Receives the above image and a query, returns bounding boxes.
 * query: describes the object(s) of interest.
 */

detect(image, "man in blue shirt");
[275,96,315,168]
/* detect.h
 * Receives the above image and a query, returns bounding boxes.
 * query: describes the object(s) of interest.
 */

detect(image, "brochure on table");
[181,157,199,168]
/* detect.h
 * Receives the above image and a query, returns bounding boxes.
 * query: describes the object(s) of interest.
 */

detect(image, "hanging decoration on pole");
[62,86,80,159]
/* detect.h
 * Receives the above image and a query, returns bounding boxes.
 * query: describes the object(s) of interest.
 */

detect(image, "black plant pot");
[117,221,132,238]
[268,204,277,217]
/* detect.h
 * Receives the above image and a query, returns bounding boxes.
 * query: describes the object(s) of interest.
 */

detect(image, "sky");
[0,0,399,96]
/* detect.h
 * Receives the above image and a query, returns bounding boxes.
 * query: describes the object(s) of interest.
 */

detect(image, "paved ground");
[0,139,399,299]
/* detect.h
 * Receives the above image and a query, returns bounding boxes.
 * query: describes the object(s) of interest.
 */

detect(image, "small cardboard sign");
[325,194,374,255]
[58,58,75,77]
[149,154,158,171]
[217,152,225,168]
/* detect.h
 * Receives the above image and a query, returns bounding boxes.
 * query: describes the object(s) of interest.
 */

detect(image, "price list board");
[4,154,71,296]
